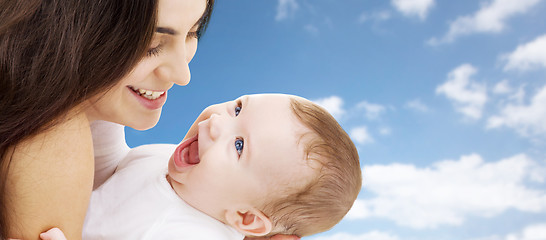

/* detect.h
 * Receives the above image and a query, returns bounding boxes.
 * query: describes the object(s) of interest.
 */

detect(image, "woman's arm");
[6,111,94,240]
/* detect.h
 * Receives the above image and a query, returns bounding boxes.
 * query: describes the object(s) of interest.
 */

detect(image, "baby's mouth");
[185,137,200,165]
[174,135,200,170]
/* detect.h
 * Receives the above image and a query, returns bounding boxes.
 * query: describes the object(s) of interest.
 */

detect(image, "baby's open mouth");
[173,135,200,170]
[185,136,200,165]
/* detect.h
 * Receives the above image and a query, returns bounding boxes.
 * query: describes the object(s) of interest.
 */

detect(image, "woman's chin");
[127,116,161,131]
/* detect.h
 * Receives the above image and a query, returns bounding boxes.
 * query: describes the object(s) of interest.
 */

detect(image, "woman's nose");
[156,49,191,86]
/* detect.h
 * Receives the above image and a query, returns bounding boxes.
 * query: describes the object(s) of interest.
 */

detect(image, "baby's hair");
[261,97,362,237]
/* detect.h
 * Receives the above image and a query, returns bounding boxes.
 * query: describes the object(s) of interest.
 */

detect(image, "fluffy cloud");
[379,126,392,136]
[436,64,487,120]
[506,223,546,240]
[503,34,546,72]
[487,84,546,137]
[310,231,399,240]
[405,99,429,112]
[480,223,546,240]
[350,126,374,145]
[358,11,392,24]
[313,95,346,120]
[275,0,299,21]
[357,101,387,120]
[349,153,546,229]
[391,0,435,20]
[492,79,512,95]
[428,0,543,45]
[304,24,319,35]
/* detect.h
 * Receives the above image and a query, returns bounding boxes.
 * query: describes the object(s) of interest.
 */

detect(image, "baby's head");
[167,93,361,237]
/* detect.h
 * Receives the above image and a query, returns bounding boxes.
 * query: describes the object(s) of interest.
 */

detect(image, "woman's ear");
[225,208,273,236]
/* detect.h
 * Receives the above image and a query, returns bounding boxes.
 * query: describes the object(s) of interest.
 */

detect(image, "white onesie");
[84,121,244,240]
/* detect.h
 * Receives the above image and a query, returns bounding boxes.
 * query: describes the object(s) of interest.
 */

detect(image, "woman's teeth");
[129,86,165,100]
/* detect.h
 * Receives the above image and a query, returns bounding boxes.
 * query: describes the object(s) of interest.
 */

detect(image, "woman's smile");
[127,86,168,110]
[128,86,166,100]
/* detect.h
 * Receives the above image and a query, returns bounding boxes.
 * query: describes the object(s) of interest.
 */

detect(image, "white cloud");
[405,99,429,112]
[487,84,546,137]
[436,64,487,120]
[346,199,371,219]
[503,34,546,72]
[509,86,526,104]
[493,79,512,95]
[304,24,319,35]
[351,153,546,229]
[427,0,543,45]
[391,0,435,20]
[350,126,374,145]
[275,0,299,21]
[357,10,392,24]
[313,96,346,120]
[379,126,392,136]
[473,223,546,240]
[357,13,368,24]
[310,231,399,240]
[506,223,546,240]
[357,101,387,120]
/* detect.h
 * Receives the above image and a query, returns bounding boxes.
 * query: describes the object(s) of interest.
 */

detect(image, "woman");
[0,0,213,239]
[1,0,299,238]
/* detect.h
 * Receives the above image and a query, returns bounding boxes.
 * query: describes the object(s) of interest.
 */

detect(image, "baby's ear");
[225,207,272,236]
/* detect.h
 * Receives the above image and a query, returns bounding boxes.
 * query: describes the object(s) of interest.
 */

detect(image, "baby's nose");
[208,113,221,141]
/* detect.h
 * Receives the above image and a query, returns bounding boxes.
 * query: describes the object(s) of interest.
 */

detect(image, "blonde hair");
[261,97,362,237]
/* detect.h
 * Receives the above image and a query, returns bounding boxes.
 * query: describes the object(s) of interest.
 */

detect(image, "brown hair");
[261,97,362,237]
[0,0,214,238]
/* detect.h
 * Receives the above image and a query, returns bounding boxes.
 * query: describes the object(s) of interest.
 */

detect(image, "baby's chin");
[166,157,178,181]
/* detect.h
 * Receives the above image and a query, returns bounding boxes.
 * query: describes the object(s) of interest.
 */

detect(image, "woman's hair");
[0,0,214,238]
[262,97,362,237]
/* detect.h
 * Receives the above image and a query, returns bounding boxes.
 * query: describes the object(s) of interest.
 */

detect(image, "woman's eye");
[146,45,163,57]
[187,31,199,39]
[235,138,244,156]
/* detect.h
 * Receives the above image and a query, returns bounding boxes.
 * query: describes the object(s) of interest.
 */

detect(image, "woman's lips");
[173,135,200,171]
[127,86,168,110]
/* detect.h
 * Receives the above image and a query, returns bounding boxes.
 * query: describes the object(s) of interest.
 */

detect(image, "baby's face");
[167,94,315,221]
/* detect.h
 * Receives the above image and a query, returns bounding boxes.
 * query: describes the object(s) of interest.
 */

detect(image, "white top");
[90,120,130,189]
[85,122,244,240]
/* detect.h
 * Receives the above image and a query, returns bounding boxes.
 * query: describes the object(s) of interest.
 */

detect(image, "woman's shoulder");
[13,110,93,161]
[7,109,95,239]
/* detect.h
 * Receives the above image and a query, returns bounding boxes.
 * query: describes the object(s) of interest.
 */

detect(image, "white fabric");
[91,120,130,189]
[84,142,244,240]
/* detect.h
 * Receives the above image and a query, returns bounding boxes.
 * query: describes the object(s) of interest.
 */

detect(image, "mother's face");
[86,0,207,130]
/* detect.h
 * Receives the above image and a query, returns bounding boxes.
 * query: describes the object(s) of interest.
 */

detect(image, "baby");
[47,94,362,239]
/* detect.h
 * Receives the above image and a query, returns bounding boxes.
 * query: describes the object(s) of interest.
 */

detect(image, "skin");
[30,96,307,240]
[8,1,302,239]
[36,228,298,240]
[7,0,206,239]
[86,0,206,130]
[7,109,94,240]
[168,94,316,237]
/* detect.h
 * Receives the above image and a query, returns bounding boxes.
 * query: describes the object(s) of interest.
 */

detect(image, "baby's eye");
[235,100,242,116]
[235,138,244,156]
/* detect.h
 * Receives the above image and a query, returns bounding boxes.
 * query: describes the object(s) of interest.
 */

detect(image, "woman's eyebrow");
[155,27,178,35]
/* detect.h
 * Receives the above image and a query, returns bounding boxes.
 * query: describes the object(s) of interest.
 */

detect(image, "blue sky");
[126,0,546,239]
